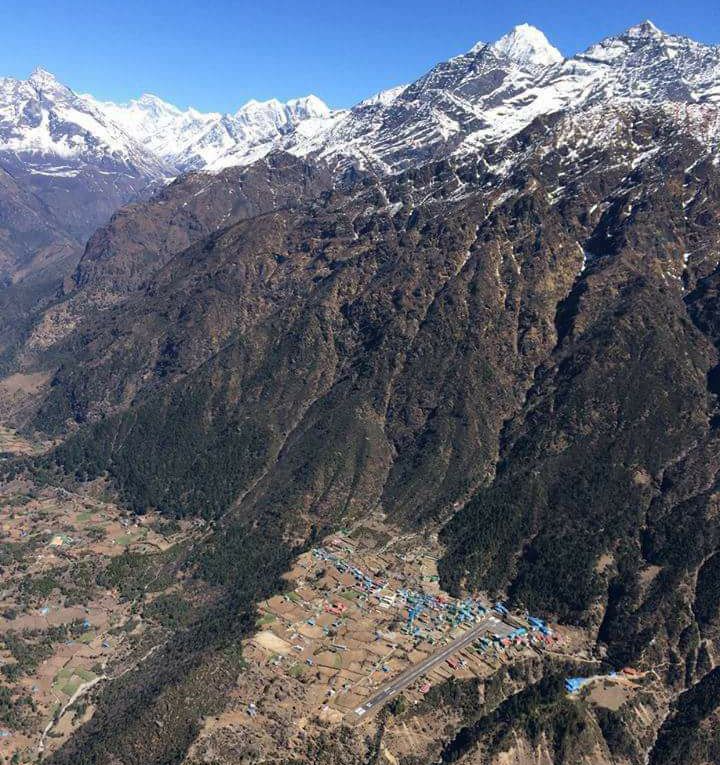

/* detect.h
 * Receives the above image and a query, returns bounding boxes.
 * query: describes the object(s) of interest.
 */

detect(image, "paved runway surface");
[351,613,513,720]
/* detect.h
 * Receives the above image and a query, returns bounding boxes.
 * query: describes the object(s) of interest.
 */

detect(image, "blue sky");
[3,1,719,111]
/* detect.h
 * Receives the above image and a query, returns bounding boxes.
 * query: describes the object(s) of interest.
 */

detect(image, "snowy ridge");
[0,67,335,177]
[85,93,221,169]
[88,91,334,172]
[0,68,168,177]
[204,94,333,171]
[288,21,720,173]
[1,21,720,182]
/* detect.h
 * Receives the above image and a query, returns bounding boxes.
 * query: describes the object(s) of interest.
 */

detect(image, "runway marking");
[349,615,511,721]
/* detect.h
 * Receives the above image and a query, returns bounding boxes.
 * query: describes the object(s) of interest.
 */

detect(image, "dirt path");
[37,640,166,754]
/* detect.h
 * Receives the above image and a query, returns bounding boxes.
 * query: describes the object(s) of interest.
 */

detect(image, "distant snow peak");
[77,89,333,172]
[625,20,665,40]
[236,94,330,123]
[135,93,183,115]
[486,23,563,67]
[288,94,331,119]
[27,66,70,96]
[28,66,59,83]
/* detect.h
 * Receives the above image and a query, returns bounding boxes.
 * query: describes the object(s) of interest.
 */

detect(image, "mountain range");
[5,21,720,184]
[2,20,719,289]
[1,19,720,765]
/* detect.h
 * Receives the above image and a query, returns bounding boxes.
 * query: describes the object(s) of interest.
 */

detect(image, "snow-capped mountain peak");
[134,92,185,118]
[85,91,221,167]
[625,20,665,40]
[286,94,331,119]
[23,66,77,104]
[199,94,333,171]
[26,66,68,91]
[485,23,564,67]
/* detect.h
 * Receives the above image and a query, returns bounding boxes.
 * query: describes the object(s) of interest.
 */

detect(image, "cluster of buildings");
[243,533,575,722]
[310,545,556,653]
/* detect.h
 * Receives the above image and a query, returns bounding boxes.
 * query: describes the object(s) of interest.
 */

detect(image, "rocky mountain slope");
[1,19,720,765]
